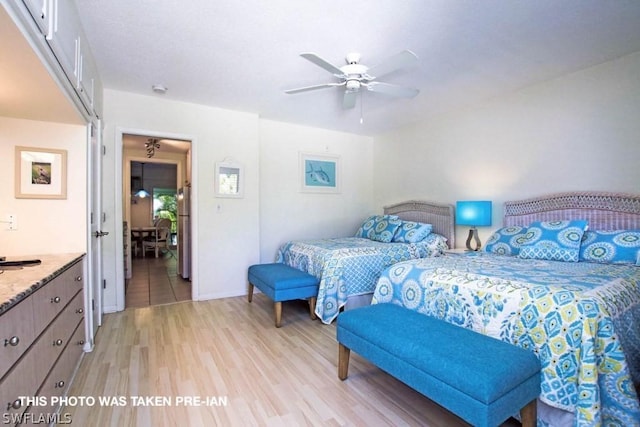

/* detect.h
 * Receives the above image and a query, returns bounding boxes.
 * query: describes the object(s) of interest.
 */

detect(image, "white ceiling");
[5,2,640,136]
[73,0,640,136]
[123,134,191,154]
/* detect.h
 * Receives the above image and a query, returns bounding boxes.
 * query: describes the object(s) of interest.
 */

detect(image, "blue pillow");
[579,230,640,265]
[518,220,588,262]
[483,226,528,256]
[392,221,433,243]
[355,215,379,238]
[355,215,401,243]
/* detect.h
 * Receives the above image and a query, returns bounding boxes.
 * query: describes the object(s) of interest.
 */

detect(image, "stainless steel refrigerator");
[177,187,191,279]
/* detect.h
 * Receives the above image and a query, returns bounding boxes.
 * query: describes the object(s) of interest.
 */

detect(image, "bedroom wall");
[0,116,86,256]
[373,51,640,247]
[259,119,375,262]
[101,90,260,311]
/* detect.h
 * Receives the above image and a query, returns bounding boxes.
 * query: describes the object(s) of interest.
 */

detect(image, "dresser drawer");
[0,340,39,421]
[31,261,83,333]
[0,297,35,380]
[31,322,85,419]
[34,291,84,379]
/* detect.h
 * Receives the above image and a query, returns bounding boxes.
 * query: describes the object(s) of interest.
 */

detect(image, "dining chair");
[142,218,171,258]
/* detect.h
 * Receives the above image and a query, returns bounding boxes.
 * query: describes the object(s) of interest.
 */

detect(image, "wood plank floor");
[63,295,520,426]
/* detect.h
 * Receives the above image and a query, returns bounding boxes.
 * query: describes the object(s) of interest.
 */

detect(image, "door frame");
[113,127,198,311]
[85,118,103,352]
[125,158,181,275]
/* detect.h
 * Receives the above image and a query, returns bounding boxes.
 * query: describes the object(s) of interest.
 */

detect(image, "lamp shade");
[456,201,492,226]
[133,162,150,198]
[135,188,150,198]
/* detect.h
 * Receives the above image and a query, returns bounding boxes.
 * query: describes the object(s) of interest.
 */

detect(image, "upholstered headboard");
[504,191,640,230]
[384,200,455,249]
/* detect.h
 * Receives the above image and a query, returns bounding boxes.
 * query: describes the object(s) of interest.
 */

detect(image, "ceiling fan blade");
[300,53,344,76]
[285,82,343,94]
[366,81,419,98]
[367,50,418,78]
[343,91,357,109]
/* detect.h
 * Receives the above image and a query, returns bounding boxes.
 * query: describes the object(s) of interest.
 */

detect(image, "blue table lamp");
[456,201,492,251]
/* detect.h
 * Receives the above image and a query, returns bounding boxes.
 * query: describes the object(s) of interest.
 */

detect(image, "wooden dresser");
[0,254,85,424]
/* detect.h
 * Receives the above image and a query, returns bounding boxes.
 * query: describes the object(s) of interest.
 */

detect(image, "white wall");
[101,90,260,311]
[0,117,86,255]
[100,92,376,311]
[259,119,375,262]
[374,52,640,247]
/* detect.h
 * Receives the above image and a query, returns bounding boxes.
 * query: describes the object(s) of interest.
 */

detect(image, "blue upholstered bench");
[247,263,319,328]
[337,303,541,427]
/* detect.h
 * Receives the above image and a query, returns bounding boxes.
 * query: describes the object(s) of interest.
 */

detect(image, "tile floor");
[125,248,191,308]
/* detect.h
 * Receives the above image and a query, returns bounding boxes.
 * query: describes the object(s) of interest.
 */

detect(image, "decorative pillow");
[392,221,433,243]
[354,215,380,238]
[579,230,640,265]
[483,226,528,256]
[354,215,401,243]
[518,220,588,262]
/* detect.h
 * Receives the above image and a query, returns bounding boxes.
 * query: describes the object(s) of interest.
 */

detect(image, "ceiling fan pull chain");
[360,91,364,124]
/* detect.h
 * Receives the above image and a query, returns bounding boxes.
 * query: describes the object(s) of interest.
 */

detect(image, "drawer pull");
[76,308,84,314]
[54,339,64,346]
[9,399,21,410]
[55,381,65,389]
[4,336,19,347]
[51,296,61,304]
[75,276,82,282]
[77,339,85,346]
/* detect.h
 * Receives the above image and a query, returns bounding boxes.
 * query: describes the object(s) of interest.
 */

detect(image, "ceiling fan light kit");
[285,50,420,111]
[346,80,360,91]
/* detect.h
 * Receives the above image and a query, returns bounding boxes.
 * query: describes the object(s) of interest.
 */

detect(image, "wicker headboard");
[504,191,640,230]
[384,200,455,249]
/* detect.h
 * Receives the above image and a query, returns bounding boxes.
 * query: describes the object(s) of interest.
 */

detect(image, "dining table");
[130,226,157,256]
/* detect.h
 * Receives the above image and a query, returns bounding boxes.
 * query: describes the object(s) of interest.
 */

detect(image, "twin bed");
[276,200,455,323]
[275,192,640,426]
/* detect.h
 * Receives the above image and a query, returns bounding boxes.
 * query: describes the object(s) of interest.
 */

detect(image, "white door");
[87,120,105,345]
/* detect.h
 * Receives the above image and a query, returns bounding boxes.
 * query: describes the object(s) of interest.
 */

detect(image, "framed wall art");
[215,161,243,198]
[15,146,67,199]
[299,152,340,194]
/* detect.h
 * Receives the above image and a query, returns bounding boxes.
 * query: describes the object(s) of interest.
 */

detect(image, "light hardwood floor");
[62,295,521,426]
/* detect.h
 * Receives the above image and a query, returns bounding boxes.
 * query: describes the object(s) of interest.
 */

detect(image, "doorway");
[122,134,192,309]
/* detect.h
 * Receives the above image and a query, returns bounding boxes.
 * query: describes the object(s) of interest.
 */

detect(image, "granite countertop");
[0,253,85,315]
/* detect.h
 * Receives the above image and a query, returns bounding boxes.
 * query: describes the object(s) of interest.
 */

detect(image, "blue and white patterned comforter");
[276,235,448,323]
[373,252,640,427]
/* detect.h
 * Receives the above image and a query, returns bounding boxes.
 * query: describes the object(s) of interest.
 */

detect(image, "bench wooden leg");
[274,302,282,328]
[520,399,537,427]
[308,297,317,320]
[247,283,254,303]
[338,343,351,380]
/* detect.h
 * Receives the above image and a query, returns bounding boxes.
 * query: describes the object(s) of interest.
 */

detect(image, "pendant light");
[135,162,151,198]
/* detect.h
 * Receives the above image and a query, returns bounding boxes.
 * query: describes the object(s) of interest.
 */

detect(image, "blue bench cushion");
[248,263,318,302]
[337,303,541,427]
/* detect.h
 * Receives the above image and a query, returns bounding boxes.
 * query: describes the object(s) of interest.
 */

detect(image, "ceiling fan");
[284,50,420,109]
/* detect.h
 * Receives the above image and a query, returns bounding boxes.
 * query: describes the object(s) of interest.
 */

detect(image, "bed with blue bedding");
[276,200,455,324]
[371,192,640,427]
[277,234,448,323]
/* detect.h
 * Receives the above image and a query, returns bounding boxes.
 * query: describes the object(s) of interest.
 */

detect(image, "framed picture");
[15,146,67,199]
[215,161,243,198]
[299,152,340,193]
